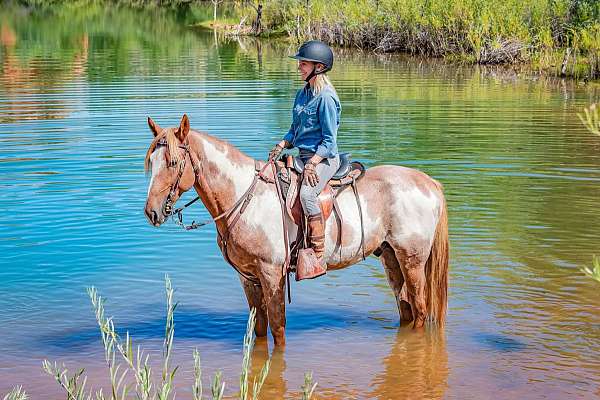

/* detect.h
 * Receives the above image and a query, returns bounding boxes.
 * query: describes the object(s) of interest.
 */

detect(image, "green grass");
[3,276,316,399]
[251,0,600,78]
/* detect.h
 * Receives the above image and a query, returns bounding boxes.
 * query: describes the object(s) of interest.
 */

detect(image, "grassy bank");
[239,0,598,79]
[10,0,600,79]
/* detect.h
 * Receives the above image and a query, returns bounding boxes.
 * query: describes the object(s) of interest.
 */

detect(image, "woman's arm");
[309,94,339,165]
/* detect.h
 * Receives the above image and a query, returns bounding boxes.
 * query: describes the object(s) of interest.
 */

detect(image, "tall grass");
[252,0,600,77]
[578,103,600,136]
[581,256,600,283]
[2,387,28,400]
[11,0,600,77]
[3,276,316,399]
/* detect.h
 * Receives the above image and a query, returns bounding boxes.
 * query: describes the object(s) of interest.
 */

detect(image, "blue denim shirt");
[283,84,340,158]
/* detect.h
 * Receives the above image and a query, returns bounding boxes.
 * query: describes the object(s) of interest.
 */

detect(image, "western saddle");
[267,153,366,280]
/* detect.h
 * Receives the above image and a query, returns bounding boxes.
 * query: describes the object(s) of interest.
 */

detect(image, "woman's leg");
[299,155,340,216]
[297,155,340,280]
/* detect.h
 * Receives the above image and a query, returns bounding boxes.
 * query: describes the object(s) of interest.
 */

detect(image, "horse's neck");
[188,131,257,218]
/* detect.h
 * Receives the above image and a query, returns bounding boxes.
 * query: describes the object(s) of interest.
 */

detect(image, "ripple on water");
[1,5,600,399]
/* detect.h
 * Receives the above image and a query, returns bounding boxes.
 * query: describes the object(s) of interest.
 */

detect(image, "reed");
[7,276,317,400]
[2,387,28,400]
[578,103,600,136]
[301,372,317,400]
[581,256,600,283]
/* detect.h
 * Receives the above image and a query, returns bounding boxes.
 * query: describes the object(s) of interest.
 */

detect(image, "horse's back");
[358,164,444,250]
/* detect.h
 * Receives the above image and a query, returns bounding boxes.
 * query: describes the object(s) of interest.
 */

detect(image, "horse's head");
[144,114,196,227]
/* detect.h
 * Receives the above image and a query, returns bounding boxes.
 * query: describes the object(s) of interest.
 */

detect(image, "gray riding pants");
[299,153,340,216]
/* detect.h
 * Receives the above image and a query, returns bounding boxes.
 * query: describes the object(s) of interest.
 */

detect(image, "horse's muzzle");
[144,206,163,227]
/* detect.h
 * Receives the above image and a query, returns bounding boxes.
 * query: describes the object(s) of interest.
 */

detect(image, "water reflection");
[370,329,448,400]
[246,328,448,399]
[0,22,87,122]
[1,2,600,399]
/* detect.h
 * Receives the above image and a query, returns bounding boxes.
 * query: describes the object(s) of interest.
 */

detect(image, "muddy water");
[1,4,600,399]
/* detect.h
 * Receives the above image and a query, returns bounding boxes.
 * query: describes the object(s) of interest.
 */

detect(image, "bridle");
[154,137,271,231]
[152,138,291,297]
[157,138,192,217]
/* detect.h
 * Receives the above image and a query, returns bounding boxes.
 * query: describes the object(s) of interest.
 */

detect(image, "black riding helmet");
[290,40,334,82]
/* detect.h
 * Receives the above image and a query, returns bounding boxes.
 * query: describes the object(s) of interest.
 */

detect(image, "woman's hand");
[268,140,290,161]
[303,162,319,187]
[268,143,284,161]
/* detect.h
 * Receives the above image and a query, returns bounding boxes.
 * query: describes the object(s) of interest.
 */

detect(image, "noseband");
[155,138,194,217]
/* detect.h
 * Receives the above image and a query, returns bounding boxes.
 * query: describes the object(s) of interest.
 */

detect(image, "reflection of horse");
[144,115,449,346]
[247,329,448,399]
[370,329,448,399]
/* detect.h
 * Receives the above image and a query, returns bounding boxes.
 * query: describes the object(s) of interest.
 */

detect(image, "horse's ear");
[176,114,190,142]
[147,117,161,137]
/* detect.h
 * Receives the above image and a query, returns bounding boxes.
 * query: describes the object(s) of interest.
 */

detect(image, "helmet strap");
[304,65,317,83]
[304,63,327,83]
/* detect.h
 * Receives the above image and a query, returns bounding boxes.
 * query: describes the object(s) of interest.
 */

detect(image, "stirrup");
[295,248,326,281]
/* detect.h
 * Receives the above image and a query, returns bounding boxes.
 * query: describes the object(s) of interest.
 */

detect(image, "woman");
[268,40,341,280]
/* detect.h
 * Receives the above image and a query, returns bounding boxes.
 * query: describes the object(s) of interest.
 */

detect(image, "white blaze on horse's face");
[145,146,175,226]
[148,147,166,196]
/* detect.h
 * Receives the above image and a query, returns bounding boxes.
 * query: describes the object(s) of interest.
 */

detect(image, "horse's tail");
[425,183,449,326]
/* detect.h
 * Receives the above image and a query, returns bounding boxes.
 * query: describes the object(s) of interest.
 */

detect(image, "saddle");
[275,153,365,226]
[266,153,367,277]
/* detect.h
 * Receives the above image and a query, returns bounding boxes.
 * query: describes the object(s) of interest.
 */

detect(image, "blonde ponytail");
[312,74,336,96]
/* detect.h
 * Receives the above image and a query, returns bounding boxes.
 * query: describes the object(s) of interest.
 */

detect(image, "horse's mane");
[144,128,183,174]
[144,128,253,174]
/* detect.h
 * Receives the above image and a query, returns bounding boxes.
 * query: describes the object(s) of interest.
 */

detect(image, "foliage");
[581,255,600,283]
[254,0,600,77]
[7,0,600,77]
[578,103,600,135]
[25,276,315,399]
[2,387,28,400]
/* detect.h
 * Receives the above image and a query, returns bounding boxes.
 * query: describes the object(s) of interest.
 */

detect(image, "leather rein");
[156,138,289,292]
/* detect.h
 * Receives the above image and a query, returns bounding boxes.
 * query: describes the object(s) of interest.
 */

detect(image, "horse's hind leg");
[379,243,413,324]
[395,247,429,329]
[240,276,268,338]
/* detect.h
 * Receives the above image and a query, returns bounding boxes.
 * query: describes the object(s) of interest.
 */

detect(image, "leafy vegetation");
[578,103,600,135]
[7,0,600,78]
[581,256,600,283]
[3,276,316,399]
[251,0,600,77]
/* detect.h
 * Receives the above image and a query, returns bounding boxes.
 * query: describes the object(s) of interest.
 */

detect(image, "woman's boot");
[296,213,327,281]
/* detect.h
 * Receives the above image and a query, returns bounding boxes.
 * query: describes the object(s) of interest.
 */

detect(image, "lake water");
[1,4,600,399]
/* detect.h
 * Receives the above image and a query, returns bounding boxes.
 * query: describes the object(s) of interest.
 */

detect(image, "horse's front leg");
[259,265,287,346]
[240,276,268,338]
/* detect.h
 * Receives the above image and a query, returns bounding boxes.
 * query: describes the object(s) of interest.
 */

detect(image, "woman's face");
[297,60,324,82]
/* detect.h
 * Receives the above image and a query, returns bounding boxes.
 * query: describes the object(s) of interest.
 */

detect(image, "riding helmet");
[290,40,334,73]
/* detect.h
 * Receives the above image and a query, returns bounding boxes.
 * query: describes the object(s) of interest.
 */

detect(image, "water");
[1,5,600,399]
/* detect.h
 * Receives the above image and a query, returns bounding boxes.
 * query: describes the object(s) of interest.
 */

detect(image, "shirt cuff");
[283,131,294,144]
[315,145,330,158]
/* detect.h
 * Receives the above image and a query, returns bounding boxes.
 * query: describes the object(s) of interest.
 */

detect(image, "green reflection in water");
[1,3,600,399]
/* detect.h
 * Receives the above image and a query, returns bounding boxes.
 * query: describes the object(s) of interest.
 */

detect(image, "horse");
[144,114,449,346]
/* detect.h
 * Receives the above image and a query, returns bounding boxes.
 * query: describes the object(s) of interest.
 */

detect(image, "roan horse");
[144,114,449,346]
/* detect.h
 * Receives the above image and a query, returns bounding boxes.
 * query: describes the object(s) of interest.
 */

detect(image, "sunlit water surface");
[1,5,600,399]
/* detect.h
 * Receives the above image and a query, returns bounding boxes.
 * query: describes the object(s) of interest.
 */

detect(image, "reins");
[157,138,287,290]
